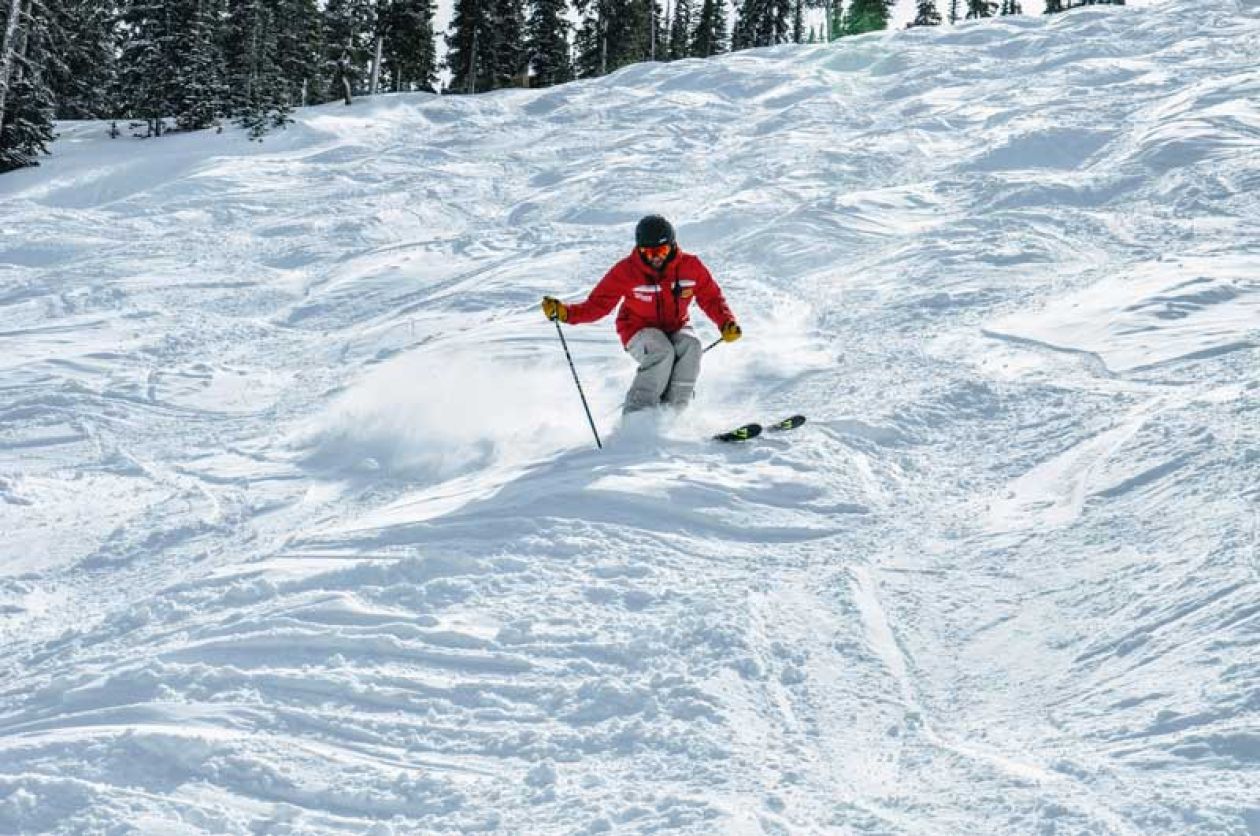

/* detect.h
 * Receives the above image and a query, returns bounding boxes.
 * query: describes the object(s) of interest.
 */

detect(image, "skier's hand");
[541,296,568,322]
[721,321,742,343]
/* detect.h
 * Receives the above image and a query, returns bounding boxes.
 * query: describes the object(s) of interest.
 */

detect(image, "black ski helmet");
[635,215,675,249]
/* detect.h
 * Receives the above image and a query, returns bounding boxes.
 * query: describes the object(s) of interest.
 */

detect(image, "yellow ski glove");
[721,321,742,343]
[541,296,568,322]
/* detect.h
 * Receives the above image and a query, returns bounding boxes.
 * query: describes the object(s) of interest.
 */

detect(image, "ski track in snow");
[2,1,1259,833]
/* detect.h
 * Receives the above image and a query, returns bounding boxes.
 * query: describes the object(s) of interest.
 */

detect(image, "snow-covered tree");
[526,0,570,86]
[965,0,996,18]
[117,0,182,135]
[174,0,229,131]
[0,0,24,126]
[380,0,436,92]
[446,0,525,91]
[733,0,792,49]
[666,0,691,59]
[491,0,527,87]
[691,0,728,56]
[446,0,490,90]
[275,0,325,105]
[227,0,291,136]
[44,0,117,119]
[0,0,55,171]
[574,0,656,78]
[323,0,373,100]
[910,0,942,26]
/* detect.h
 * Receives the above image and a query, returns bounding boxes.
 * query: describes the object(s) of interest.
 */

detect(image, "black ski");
[767,414,806,433]
[713,415,806,442]
[713,423,762,442]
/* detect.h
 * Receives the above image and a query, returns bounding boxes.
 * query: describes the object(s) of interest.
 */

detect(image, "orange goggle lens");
[639,244,671,260]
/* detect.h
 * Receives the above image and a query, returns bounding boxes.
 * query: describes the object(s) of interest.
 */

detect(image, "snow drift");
[1,0,1257,833]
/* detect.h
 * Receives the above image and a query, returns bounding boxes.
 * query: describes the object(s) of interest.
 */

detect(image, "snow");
[2,0,1258,832]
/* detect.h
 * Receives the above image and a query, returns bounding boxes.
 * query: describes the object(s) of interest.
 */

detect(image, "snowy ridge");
[2,0,1258,832]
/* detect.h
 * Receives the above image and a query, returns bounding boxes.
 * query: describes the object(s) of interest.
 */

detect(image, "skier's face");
[640,244,671,269]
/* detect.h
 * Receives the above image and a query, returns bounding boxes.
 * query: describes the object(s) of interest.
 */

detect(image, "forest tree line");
[0,0,1120,172]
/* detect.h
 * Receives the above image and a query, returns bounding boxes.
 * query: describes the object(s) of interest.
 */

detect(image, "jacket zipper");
[654,267,664,324]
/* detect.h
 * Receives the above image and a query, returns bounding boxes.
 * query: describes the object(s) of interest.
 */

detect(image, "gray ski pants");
[623,326,701,414]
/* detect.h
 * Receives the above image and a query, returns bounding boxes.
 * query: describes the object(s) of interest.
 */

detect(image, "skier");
[542,215,742,415]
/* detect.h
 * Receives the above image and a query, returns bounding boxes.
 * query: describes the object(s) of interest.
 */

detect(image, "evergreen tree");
[323,0,373,100]
[381,0,436,92]
[965,0,995,18]
[667,0,691,59]
[773,0,790,45]
[115,0,232,133]
[1043,0,1063,11]
[733,0,792,49]
[117,0,182,135]
[275,0,325,105]
[367,0,386,92]
[840,0,890,36]
[174,0,229,131]
[1,0,56,171]
[571,0,603,77]
[691,0,727,57]
[636,0,664,63]
[910,0,942,25]
[947,0,960,22]
[491,0,527,87]
[446,0,491,90]
[0,50,56,171]
[574,0,655,78]
[227,0,289,136]
[792,0,804,43]
[999,0,1021,13]
[730,0,753,48]
[649,0,666,60]
[526,0,570,86]
[445,0,523,90]
[44,0,117,119]
[0,0,25,127]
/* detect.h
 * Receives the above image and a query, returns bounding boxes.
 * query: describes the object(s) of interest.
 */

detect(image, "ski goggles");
[639,244,672,260]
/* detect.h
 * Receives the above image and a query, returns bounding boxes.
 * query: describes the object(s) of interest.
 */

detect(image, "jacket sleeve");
[692,257,735,328]
[565,263,626,325]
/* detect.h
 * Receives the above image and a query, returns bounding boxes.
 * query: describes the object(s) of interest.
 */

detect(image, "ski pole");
[552,317,602,450]
[703,337,723,354]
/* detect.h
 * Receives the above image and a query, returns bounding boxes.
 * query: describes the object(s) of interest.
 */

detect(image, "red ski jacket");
[565,249,735,347]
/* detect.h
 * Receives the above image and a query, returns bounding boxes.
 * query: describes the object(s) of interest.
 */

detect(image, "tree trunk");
[370,34,383,94]
[650,0,656,60]
[599,13,607,75]
[0,0,24,133]
[664,0,671,57]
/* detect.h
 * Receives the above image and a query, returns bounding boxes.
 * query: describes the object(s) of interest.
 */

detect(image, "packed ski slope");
[2,1,1258,833]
